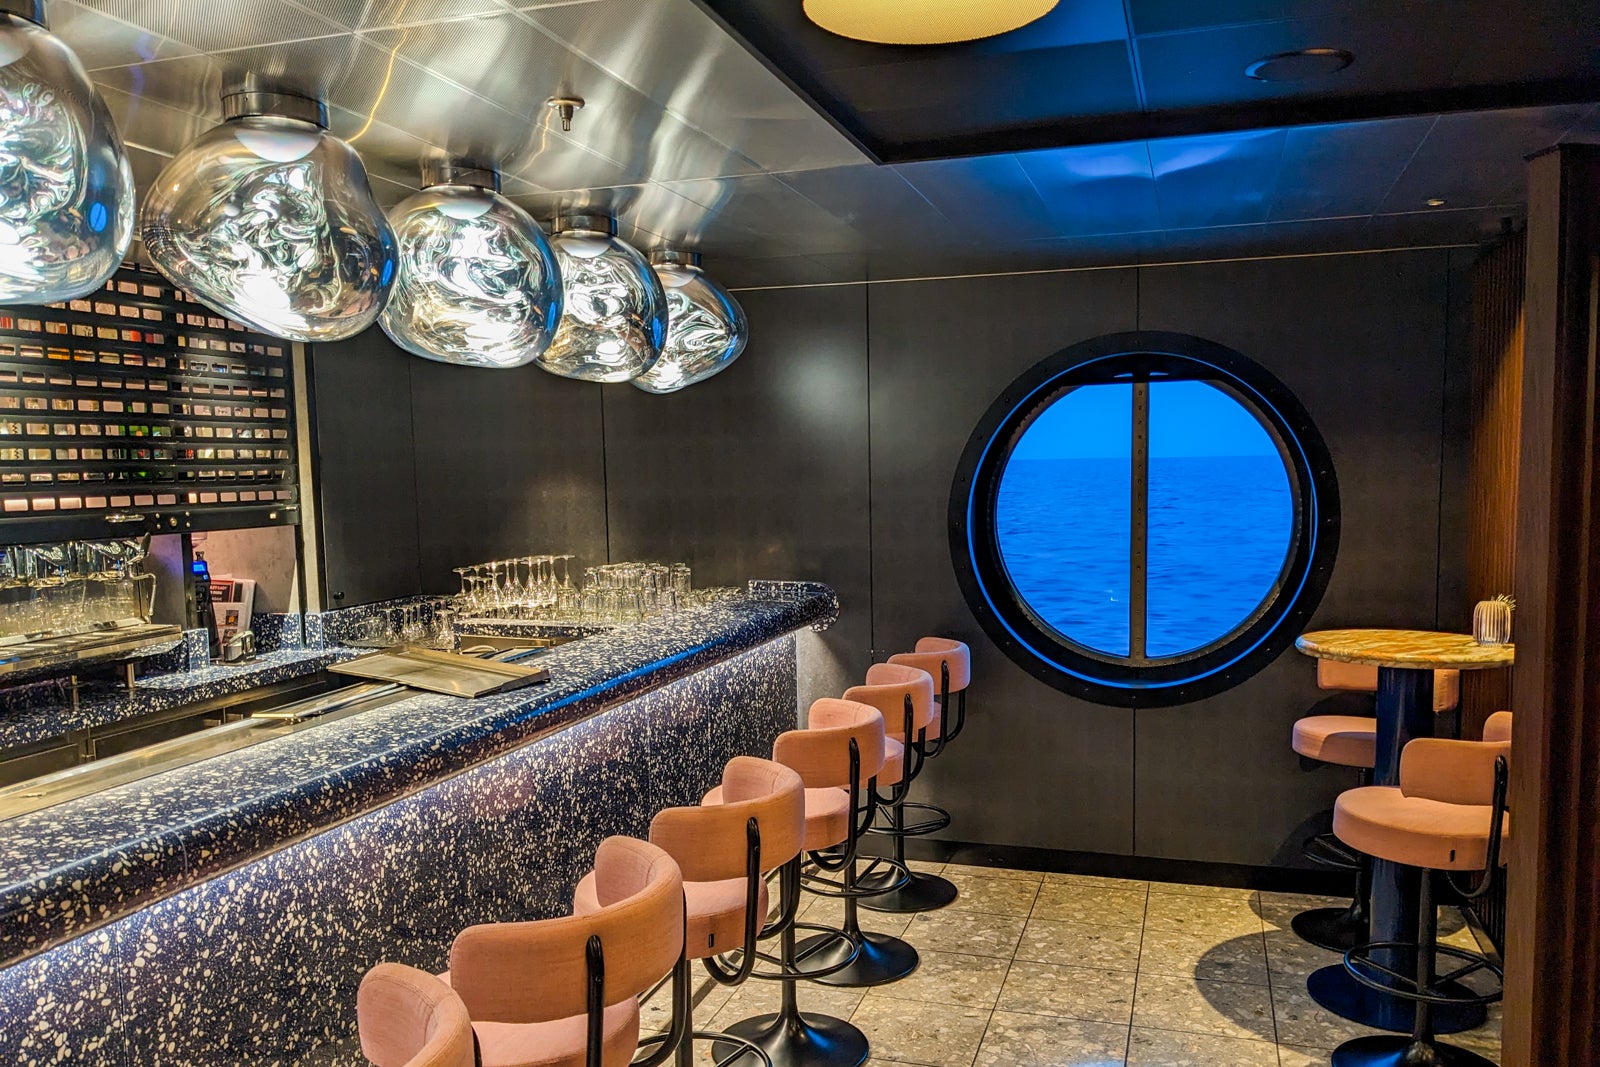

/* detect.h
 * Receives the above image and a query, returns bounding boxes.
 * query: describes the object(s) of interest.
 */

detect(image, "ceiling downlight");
[1245,48,1355,82]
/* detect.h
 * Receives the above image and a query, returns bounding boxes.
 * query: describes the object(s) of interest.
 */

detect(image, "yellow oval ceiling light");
[802,0,1059,45]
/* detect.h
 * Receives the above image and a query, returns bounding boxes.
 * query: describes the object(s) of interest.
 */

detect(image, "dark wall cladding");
[311,247,1471,867]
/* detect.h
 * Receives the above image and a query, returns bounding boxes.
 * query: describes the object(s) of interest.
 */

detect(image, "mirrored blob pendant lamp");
[632,250,747,394]
[141,77,396,343]
[380,159,562,369]
[0,0,135,304]
[537,213,666,383]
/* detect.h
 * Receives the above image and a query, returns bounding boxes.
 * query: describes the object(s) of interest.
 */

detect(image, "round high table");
[1295,629,1513,1034]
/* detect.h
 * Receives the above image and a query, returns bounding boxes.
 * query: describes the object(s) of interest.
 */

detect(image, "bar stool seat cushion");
[879,737,906,787]
[706,783,851,852]
[431,981,639,1067]
[1332,786,1507,872]
[575,870,768,962]
[1292,714,1378,768]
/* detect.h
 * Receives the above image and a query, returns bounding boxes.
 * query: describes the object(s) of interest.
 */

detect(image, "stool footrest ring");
[1342,941,1504,1007]
[716,923,861,983]
[868,801,951,839]
[1303,831,1362,870]
[637,1029,774,1067]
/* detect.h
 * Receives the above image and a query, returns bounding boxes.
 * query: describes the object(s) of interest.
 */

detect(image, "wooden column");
[1462,236,1526,741]
[1503,142,1600,1067]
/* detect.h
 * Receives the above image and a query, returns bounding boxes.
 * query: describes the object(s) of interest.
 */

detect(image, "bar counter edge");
[0,580,837,971]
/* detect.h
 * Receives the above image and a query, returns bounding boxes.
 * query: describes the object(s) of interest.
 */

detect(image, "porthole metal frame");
[949,331,1340,708]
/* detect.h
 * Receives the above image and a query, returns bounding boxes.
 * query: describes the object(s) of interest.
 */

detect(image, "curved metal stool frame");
[1293,767,1374,954]
[1328,756,1507,1067]
[859,665,966,914]
[710,740,877,1067]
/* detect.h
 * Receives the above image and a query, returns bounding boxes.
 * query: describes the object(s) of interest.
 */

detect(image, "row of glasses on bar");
[0,538,153,639]
[450,555,577,617]
[578,562,692,624]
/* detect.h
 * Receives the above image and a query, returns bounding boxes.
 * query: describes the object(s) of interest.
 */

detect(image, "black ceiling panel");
[691,0,1600,162]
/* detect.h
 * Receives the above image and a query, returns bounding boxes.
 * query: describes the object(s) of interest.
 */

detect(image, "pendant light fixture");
[537,213,666,383]
[380,159,562,369]
[802,0,1058,44]
[141,76,395,343]
[0,0,135,304]
[632,250,747,394]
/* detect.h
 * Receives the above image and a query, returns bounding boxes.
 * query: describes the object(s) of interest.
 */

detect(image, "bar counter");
[0,579,836,1066]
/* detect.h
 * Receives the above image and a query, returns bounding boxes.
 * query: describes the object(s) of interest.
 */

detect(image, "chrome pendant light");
[537,213,666,383]
[380,159,562,369]
[141,76,396,343]
[0,0,135,304]
[632,250,747,394]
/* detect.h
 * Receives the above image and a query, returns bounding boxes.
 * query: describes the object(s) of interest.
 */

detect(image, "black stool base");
[794,929,919,987]
[856,870,958,914]
[1331,1034,1500,1067]
[1293,904,1368,953]
[714,1011,870,1067]
[1308,964,1487,1035]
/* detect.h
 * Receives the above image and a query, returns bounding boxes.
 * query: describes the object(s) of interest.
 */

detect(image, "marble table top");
[1297,628,1515,670]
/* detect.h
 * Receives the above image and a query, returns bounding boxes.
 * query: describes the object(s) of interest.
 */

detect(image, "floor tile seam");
[1133,964,1272,987]
[1012,953,1141,973]
[1128,1020,1281,1046]
[1260,913,1284,1049]
[987,1001,1135,1027]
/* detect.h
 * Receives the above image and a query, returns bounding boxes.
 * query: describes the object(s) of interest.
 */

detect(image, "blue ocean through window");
[995,378,1294,660]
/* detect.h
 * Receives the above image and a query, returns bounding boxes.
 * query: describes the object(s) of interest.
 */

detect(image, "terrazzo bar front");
[0,581,836,1067]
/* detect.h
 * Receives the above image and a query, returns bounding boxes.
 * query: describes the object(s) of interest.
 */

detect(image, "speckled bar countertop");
[0,580,836,967]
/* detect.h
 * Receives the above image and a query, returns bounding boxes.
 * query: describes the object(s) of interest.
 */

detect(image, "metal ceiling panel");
[52,3,199,69]
[363,12,764,186]
[664,174,860,256]
[1148,129,1288,230]
[1266,116,1435,221]
[507,181,713,247]
[892,155,1057,238]
[773,165,958,247]
[74,0,350,54]
[1013,142,1160,237]
[1378,106,1594,214]
[522,0,865,174]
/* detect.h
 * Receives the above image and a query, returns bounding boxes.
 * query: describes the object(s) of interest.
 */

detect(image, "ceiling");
[47,0,1600,288]
[693,0,1600,162]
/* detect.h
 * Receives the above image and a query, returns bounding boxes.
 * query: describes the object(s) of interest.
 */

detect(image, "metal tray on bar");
[328,645,550,698]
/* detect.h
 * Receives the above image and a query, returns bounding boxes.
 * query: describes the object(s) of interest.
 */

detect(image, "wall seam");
[599,384,612,564]
[1437,251,1453,628]
[406,357,425,595]
[865,282,876,660]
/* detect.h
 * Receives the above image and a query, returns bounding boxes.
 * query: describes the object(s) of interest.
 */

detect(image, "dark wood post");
[1503,142,1600,1067]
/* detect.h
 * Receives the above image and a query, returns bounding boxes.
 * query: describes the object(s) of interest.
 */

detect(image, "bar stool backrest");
[358,962,477,1067]
[844,664,934,742]
[448,836,683,1025]
[651,756,805,881]
[888,638,971,692]
[1315,659,1461,713]
[775,698,886,790]
[1399,738,1512,806]
[1482,710,1514,743]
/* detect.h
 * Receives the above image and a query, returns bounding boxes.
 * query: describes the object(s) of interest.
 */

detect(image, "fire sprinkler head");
[546,96,585,133]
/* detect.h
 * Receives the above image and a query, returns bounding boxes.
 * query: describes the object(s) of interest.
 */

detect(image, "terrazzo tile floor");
[642,861,1502,1067]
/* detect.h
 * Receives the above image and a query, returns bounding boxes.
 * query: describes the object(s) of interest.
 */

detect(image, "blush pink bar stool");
[795,663,931,986]
[1327,714,1510,1067]
[580,756,805,1067]
[860,638,972,913]
[842,661,956,916]
[1291,659,1460,951]
[441,836,690,1067]
[712,698,886,1067]
[359,963,479,1067]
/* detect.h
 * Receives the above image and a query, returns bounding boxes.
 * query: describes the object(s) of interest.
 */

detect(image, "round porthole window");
[950,331,1339,707]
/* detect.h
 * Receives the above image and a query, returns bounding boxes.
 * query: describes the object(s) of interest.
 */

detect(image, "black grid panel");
[0,267,299,544]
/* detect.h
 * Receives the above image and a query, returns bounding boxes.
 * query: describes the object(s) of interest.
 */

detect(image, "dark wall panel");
[311,329,422,607]
[409,360,608,593]
[1132,250,1454,863]
[866,269,1141,856]
[602,285,873,702]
